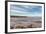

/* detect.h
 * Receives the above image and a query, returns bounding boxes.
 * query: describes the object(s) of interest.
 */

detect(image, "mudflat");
[10,16,42,29]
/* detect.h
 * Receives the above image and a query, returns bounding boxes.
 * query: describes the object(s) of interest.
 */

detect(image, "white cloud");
[11,10,28,13]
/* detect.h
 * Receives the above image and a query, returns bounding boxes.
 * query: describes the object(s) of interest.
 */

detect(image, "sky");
[10,4,42,17]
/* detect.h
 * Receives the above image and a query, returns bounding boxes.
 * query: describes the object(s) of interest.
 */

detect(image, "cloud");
[10,10,29,13]
[10,4,42,16]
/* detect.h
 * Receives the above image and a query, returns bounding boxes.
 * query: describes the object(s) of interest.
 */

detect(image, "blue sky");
[10,4,42,17]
